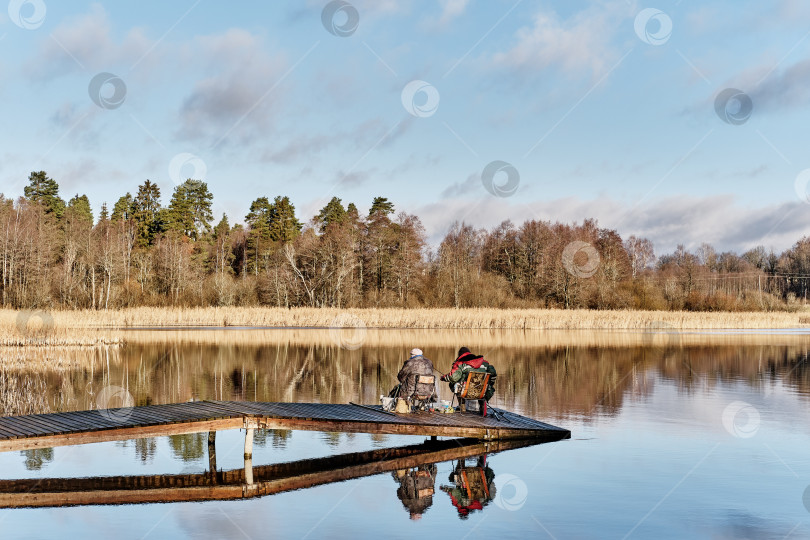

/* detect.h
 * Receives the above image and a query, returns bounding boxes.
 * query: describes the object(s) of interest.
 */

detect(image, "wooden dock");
[0,437,551,508]
[0,400,570,452]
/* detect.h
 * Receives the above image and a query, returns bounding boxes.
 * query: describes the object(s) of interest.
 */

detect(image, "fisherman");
[440,347,496,415]
[389,348,435,400]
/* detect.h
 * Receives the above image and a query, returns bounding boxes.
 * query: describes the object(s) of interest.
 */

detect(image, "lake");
[0,329,809,539]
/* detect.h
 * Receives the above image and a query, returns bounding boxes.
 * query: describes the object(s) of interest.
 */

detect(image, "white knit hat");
[410,348,423,357]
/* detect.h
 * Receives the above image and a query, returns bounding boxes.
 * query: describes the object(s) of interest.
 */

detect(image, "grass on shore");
[2,306,810,347]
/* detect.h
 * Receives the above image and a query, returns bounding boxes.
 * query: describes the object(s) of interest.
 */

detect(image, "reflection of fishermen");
[392,464,437,520]
[440,456,496,519]
[389,348,435,399]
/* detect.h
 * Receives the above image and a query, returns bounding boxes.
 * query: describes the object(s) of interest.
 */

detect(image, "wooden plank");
[40,413,97,432]
[177,402,241,421]
[0,400,570,452]
[0,416,54,436]
[0,423,24,439]
[0,417,246,453]
[13,415,77,435]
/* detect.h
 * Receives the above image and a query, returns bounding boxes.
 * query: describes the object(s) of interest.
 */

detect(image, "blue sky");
[1,0,810,255]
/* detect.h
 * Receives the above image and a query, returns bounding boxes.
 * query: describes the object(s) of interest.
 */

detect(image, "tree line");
[2,171,810,311]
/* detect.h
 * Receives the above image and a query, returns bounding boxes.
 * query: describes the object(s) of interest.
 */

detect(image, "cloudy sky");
[1,0,810,255]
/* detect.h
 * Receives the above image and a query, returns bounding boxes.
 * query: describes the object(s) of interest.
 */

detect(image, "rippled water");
[1,329,809,539]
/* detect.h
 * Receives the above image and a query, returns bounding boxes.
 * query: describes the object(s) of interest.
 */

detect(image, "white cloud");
[421,0,469,31]
[25,4,155,80]
[176,29,288,145]
[414,193,808,255]
[491,2,634,80]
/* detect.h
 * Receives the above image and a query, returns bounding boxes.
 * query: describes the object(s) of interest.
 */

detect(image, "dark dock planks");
[0,400,570,452]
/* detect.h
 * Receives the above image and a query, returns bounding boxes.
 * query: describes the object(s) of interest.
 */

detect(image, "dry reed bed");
[112,327,810,349]
[1,307,809,347]
[4,307,810,328]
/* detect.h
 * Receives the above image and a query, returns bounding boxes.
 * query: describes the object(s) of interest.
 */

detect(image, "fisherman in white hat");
[389,348,436,402]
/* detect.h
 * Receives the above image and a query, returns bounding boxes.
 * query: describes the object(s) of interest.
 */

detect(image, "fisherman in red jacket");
[440,347,496,415]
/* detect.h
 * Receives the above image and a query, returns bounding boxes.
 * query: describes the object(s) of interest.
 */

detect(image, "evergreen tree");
[245,197,274,274]
[24,171,65,217]
[111,193,135,221]
[346,202,359,221]
[167,179,214,240]
[99,202,110,222]
[245,197,273,236]
[133,180,164,247]
[213,214,230,240]
[366,197,396,294]
[269,196,302,243]
[66,194,93,224]
[369,196,394,217]
[316,197,346,232]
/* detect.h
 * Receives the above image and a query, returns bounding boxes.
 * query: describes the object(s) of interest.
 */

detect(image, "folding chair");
[450,371,490,413]
[408,374,437,411]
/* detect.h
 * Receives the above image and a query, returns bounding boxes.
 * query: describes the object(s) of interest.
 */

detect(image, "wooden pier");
[0,437,552,508]
[0,400,570,453]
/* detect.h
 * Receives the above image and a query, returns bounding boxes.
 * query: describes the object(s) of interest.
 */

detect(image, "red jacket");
[442,352,491,382]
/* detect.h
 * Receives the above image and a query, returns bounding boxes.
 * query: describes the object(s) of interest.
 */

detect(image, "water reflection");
[21,448,53,471]
[114,437,158,464]
[2,332,809,421]
[441,456,496,519]
[0,437,550,509]
[169,433,206,461]
[393,464,437,520]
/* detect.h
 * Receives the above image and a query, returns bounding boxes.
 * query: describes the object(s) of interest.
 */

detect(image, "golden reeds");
[1,306,809,347]
[2,306,810,336]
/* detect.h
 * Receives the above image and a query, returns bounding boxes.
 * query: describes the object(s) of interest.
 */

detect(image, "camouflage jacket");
[397,355,435,397]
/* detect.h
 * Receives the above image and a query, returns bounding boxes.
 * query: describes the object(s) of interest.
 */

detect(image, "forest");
[3,171,810,311]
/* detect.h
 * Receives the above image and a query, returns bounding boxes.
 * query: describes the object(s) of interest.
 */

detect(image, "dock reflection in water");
[0,434,551,513]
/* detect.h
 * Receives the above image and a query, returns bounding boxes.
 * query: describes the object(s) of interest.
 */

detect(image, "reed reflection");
[1,333,809,421]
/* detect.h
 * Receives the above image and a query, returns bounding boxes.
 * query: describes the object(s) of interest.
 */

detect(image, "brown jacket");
[397,354,435,397]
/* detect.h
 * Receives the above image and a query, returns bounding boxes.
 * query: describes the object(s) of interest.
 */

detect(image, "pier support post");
[244,427,254,459]
[207,431,217,478]
[244,456,254,486]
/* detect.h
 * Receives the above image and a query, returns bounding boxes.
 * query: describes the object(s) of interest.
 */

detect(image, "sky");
[1,0,810,256]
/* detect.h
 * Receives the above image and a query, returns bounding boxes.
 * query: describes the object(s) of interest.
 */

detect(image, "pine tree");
[111,193,135,221]
[167,179,213,240]
[369,196,394,217]
[66,194,93,224]
[269,196,302,243]
[213,214,230,240]
[366,197,396,295]
[245,197,274,275]
[24,171,65,217]
[133,180,164,247]
[316,197,346,232]
[346,202,359,221]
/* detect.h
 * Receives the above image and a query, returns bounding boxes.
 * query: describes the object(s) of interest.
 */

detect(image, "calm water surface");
[1,330,809,539]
